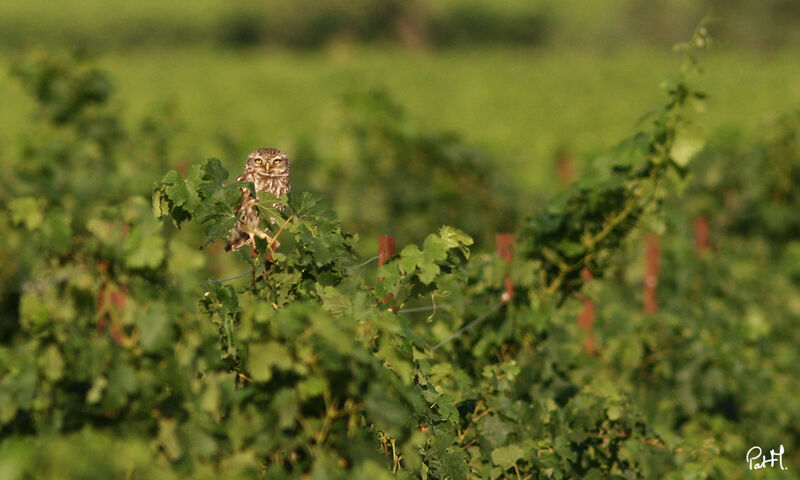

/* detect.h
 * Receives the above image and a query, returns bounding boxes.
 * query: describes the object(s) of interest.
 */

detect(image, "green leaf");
[157,418,184,461]
[671,133,705,167]
[365,384,412,434]
[437,450,469,480]
[291,191,327,218]
[124,225,165,269]
[197,158,229,197]
[8,197,44,230]
[153,169,196,225]
[418,262,441,285]
[183,423,218,458]
[86,376,107,404]
[423,234,448,262]
[435,393,459,422]
[320,286,352,317]
[271,389,298,430]
[136,303,173,352]
[41,211,73,255]
[107,361,138,404]
[438,225,474,249]
[0,392,18,424]
[249,342,293,382]
[479,415,513,449]
[39,345,64,381]
[430,435,469,480]
[398,245,423,275]
[606,405,622,421]
[297,376,327,399]
[194,184,241,224]
[202,214,237,248]
[161,170,190,207]
[554,435,576,462]
[491,444,527,469]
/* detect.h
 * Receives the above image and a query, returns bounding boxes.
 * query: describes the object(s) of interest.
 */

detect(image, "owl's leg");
[254,228,279,249]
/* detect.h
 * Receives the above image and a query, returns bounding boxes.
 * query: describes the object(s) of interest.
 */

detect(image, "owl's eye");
[273,159,281,165]
[254,158,262,164]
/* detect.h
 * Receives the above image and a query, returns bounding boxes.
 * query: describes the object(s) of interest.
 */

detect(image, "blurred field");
[1,0,799,50]
[2,0,799,197]
[3,45,800,195]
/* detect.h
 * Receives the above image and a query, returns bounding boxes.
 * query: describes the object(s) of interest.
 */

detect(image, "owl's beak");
[263,163,271,173]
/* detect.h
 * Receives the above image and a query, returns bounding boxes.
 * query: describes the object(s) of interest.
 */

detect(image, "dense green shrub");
[311,87,519,249]
[682,109,800,243]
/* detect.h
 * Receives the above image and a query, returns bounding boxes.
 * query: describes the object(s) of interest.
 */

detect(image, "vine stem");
[545,169,661,296]
[267,214,294,252]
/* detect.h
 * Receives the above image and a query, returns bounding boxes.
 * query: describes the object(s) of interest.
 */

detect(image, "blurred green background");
[1,0,799,201]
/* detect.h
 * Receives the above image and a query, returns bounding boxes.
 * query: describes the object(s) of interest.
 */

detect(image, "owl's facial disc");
[247,148,288,177]
[249,154,272,173]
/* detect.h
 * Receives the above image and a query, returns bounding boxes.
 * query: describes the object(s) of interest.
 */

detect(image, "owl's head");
[247,148,289,177]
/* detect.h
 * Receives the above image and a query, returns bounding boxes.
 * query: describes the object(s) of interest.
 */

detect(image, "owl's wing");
[226,172,258,251]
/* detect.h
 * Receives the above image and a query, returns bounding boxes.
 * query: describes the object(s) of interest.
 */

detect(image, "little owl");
[225,147,290,252]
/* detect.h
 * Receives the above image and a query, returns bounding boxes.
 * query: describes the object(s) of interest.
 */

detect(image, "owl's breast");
[260,175,290,197]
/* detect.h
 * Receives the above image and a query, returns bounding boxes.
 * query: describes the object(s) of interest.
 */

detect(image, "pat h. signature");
[747,445,788,471]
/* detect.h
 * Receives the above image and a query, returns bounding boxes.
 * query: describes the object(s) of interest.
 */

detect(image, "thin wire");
[351,255,380,270]
[431,301,505,351]
[396,298,475,313]
[398,304,449,313]
[347,251,493,277]
[209,269,253,283]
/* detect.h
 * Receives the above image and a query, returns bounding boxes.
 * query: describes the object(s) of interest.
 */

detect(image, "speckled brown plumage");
[225,148,291,252]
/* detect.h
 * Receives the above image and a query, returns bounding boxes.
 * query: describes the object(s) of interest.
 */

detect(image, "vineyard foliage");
[1,26,799,479]
[309,87,520,248]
